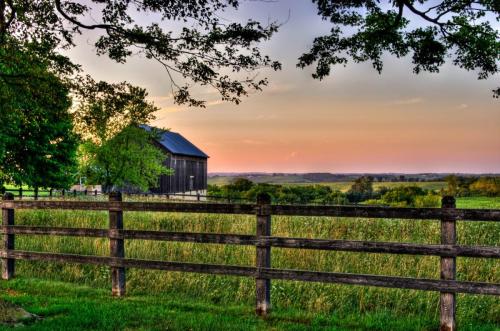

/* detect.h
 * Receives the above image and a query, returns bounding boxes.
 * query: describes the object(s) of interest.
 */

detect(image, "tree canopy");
[73,77,169,192]
[79,125,170,192]
[0,0,281,106]
[0,40,78,189]
[73,76,159,145]
[299,0,500,97]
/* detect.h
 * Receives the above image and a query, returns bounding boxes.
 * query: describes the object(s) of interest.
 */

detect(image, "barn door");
[189,175,195,191]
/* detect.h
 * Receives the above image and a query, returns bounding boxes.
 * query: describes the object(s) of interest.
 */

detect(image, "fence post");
[109,192,125,296]
[2,193,15,280]
[255,192,271,316]
[18,187,22,200]
[440,196,456,331]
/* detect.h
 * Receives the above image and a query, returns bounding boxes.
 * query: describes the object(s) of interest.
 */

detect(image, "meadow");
[0,196,498,330]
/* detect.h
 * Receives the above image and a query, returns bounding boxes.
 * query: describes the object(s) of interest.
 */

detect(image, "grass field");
[0,196,499,330]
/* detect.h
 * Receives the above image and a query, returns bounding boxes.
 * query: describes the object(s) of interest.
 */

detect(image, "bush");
[469,177,500,197]
[378,186,440,208]
[208,181,348,205]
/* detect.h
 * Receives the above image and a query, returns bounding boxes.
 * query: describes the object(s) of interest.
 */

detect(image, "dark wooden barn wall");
[153,154,207,194]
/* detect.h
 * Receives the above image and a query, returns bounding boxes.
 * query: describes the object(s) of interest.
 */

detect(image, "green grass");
[0,196,498,330]
[456,197,500,209]
[0,278,472,331]
[2,185,51,197]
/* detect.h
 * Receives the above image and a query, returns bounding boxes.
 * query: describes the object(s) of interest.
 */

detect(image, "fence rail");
[1,192,499,331]
[0,187,250,203]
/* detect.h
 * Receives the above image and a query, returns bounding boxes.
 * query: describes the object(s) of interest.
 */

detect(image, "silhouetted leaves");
[0,0,281,106]
[300,0,499,97]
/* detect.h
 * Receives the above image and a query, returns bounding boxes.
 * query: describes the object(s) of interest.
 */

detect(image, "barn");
[140,125,209,195]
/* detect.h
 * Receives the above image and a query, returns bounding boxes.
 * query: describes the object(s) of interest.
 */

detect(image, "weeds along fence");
[1,192,499,330]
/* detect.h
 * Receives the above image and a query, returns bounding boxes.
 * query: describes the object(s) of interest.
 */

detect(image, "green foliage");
[378,186,440,208]
[73,77,171,192]
[300,1,500,97]
[0,0,280,106]
[227,178,254,192]
[209,179,349,205]
[357,184,441,207]
[80,126,170,192]
[381,186,425,205]
[469,177,500,197]
[73,76,159,145]
[0,40,78,189]
[443,175,476,197]
[210,178,444,207]
[346,176,374,203]
[444,175,500,197]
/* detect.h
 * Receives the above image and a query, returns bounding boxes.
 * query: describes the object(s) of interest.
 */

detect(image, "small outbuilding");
[140,125,209,195]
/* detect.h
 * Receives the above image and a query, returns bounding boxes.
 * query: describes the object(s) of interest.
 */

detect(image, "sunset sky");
[67,1,500,174]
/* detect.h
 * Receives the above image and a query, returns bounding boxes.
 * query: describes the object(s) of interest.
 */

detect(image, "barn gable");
[140,124,208,194]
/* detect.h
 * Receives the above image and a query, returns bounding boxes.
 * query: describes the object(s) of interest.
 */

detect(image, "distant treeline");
[208,176,500,206]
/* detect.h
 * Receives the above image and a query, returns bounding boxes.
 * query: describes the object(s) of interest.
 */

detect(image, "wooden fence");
[0,187,247,203]
[1,192,499,331]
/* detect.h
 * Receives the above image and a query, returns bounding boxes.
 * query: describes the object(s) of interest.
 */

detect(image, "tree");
[228,178,254,192]
[444,175,459,196]
[80,126,170,192]
[0,40,79,190]
[299,1,499,97]
[0,0,281,106]
[74,80,170,192]
[469,177,500,197]
[346,176,374,203]
[73,76,159,145]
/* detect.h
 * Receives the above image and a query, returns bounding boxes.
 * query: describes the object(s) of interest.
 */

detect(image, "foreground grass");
[0,196,498,330]
[0,278,496,331]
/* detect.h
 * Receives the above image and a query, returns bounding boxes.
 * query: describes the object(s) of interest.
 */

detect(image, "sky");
[67,1,500,174]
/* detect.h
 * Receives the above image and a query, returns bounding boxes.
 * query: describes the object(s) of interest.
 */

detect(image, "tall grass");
[6,198,500,326]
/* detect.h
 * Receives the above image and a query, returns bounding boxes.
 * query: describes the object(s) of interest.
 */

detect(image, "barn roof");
[140,125,209,158]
